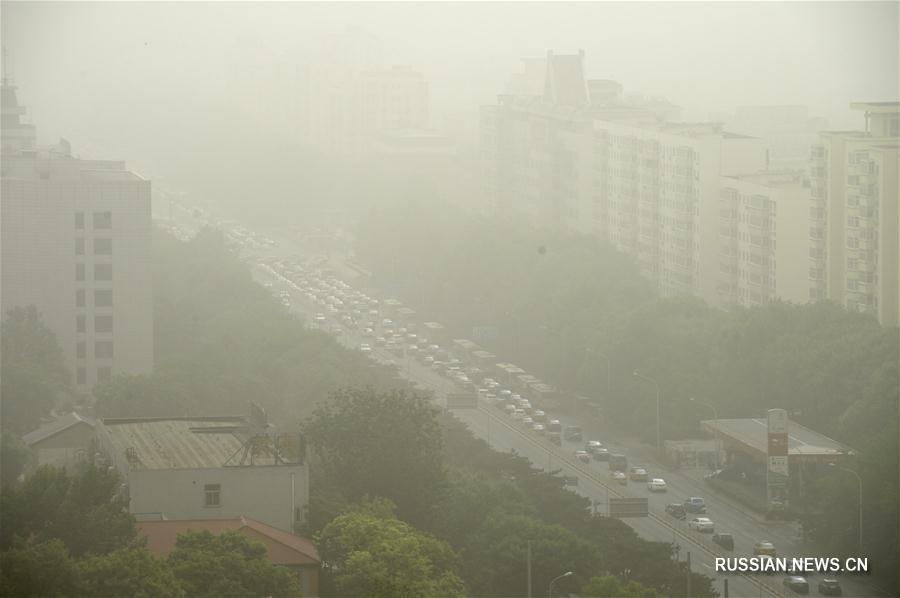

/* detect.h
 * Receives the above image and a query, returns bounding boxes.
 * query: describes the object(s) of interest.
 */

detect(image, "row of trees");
[354,198,900,592]
[3,226,710,595]
[0,465,303,597]
[95,227,401,424]
[301,387,711,597]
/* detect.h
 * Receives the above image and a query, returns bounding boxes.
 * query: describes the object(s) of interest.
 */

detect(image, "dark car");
[548,432,562,446]
[711,532,734,550]
[683,497,707,513]
[665,503,686,520]
[817,579,842,596]
[783,576,810,595]
[564,426,583,442]
[593,447,610,461]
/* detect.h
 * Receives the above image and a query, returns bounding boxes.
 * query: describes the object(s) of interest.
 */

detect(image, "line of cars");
[256,251,844,598]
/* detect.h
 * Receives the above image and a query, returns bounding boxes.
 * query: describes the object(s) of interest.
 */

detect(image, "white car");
[647,478,668,492]
[532,423,546,434]
[688,517,715,533]
[359,343,372,353]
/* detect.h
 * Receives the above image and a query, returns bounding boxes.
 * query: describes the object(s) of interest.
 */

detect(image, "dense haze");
[3,2,898,164]
[2,2,899,598]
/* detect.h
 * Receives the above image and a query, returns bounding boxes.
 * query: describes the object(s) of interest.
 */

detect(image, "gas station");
[700,409,854,516]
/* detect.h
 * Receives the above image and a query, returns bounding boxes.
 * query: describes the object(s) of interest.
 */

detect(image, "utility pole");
[686,551,692,598]
[527,541,532,598]
[723,578,729,598]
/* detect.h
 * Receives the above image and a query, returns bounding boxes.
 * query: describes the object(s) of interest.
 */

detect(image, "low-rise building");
[138,516,320,596]
[22,412,95,470]
[94,407,308,534]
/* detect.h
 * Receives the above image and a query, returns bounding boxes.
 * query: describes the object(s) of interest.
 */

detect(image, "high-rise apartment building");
[1,82,153,395]
[809,102,899,326]
[718,171,811,307]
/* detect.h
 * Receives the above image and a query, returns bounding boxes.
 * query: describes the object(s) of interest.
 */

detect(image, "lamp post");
[689,397,720,470]
[829,462,863,554]
[548,571,573,598]
[633,370,661,452]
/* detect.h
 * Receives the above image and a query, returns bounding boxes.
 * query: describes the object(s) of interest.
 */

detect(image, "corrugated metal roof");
[101,419,247,470]
[23,412,94,446]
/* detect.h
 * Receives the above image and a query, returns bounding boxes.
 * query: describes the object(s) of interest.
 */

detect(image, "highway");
[164,206,883,598]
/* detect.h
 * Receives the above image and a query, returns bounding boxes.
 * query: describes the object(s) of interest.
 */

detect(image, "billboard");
[766,408,789,511]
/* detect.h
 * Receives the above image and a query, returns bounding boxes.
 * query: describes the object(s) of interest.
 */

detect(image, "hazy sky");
[2,2,897,160]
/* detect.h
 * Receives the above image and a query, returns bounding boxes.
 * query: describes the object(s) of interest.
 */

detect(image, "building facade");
[1,82,153,395]
[717,171,812,307]
[809,103,899,326]
[94,411,309,534]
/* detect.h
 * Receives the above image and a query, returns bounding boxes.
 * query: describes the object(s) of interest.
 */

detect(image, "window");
[847,280,858,291]
[94,289,113,307]
[847,216,859,228]
[76,367,86,385]
[75,289,85,307]
[93,211,112,229]
[94,315,113,333]
[95,341,114,359]
[94,263,113,281]
[204,484,221,507]
[76,264,85,282]
[75,238,85,255]
[76,315,86,333]
[75,212,84,229]
[94,238,113,255]
[76,341,86,359]
[847,258,858,270]
[97,367,112,383]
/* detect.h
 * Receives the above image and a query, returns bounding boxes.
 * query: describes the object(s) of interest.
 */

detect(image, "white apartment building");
[593,120,768,301]
[1,82,153,395]
[718,171,811,307]
[809,102,899,327]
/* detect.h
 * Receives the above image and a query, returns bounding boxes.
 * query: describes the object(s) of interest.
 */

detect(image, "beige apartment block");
[1,82,153,395]
[718,171,811,308]
[809,102,899,326]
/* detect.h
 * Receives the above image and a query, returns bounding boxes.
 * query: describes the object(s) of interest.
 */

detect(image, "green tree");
[0,432,32,488]
[76,545,184,598]
[1,306,70,434]
[0,464,135,556]
[302,387,447,528]
[461,513,599,597]
[167,530,302,597]
[317,509,466,598]
[0,539,78,597]
[582,574,660,598]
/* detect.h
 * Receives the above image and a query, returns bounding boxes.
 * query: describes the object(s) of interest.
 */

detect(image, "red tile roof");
[137,516,320,566]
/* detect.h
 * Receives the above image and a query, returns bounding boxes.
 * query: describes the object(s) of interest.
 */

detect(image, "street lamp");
[828,462,863,554]
[689,397,721,470]
[633,370,661,452]
[548,571,573,598]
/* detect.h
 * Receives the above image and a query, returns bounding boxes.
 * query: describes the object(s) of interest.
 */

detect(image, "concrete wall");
[128,464,309,534]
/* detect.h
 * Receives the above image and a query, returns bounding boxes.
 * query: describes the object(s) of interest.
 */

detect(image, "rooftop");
[99,416,283,470]
[23,412,95,446]
[137,516,319,566]
[701,418,853,460]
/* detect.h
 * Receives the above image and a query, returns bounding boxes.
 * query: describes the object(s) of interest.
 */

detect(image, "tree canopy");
[317,507,466,598]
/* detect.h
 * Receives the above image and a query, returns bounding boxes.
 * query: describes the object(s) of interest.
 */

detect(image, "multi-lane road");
[164,207,884,598]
